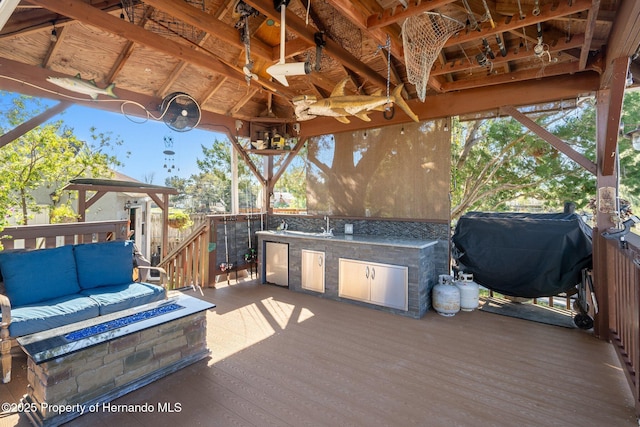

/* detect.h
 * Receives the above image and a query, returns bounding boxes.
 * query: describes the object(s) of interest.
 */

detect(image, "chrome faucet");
[322,215,333,236]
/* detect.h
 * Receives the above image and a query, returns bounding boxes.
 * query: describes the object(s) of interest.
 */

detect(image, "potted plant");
[50,205,79,224]
[168,209,193,230]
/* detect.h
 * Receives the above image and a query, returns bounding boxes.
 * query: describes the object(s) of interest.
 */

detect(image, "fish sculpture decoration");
[292,78,419,124]
[47,74,117,100]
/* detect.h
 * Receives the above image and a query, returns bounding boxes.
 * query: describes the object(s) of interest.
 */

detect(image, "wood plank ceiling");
[0,0,639,138]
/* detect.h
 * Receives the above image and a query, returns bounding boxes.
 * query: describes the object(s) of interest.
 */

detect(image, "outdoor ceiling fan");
[159,92,201,132]
[266,0,311,87]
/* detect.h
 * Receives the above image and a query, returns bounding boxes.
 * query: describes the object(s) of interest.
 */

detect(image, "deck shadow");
[479,296,578,329]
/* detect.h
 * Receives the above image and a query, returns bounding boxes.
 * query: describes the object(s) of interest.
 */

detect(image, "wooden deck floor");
[0,279,636,427]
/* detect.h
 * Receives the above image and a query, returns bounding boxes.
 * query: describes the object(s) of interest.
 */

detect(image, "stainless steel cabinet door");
[301,250,325,292]
[339,258,408,310]
[369,262,408,310]
[265,242,288,286]
[338,258,370,302]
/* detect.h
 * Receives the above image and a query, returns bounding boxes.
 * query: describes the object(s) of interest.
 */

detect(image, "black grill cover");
[452,212,592,298]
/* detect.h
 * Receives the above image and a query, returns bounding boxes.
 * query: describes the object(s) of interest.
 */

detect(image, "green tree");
[619,91,640,209]
[451,101,598,221]
[165,175,192,208]
[190,138,307,212]
[276,163,307,209]
[0,94,123,225]
[194,140,235,212]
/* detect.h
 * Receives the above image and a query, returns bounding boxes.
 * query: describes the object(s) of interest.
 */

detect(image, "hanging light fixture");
[50,21,58,42]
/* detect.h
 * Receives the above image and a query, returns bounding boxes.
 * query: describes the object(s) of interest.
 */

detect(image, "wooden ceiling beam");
[599,0,640,89]
[0,0,122,38]
[282,37,311,59]
[511,27,535,44]
[42,23,67,68]
[229,88,260,116]
[0,101,72,149]
[199,76,228,107]
[579,0,601,70]
[105,6,155,86]
[142,0,276,61]
[432,35,586,77]
[599,56,629,176]
[323,0,404,60]
[428,75,447,94]
[156,32,211,99]
[305,73,340,95]
[227,132,266,185]
[28,0,294,100]
[0,57,238,136]
[441,62,596,93]
[554,9,615,25]
[500,105,596,175]
[296,2,353,90]
[366,0,457,30]
[245,0,389,90]
[444,0,592,49]
[298,72,601,137]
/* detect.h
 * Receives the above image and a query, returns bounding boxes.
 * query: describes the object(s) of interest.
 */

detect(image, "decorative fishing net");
[402,12,464,102]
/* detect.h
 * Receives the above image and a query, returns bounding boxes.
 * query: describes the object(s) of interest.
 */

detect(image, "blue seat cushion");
[82,282,165,315]
[0,246,81,307]
[74,240,134,290]
[8,294,100,337]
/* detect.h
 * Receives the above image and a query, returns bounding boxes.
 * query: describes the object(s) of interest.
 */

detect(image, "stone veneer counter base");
[17,293,214,427]
[257,231,446,318]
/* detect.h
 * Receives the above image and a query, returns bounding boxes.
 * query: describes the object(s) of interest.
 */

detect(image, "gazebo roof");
[65,178,178,195]
[0,0,638,137]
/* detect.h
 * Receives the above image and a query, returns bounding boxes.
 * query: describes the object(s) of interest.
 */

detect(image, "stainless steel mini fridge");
[265,241,288,287]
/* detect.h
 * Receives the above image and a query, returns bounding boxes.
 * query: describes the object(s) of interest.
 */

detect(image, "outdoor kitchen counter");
[256,230,446,318]
[257,230,438,248]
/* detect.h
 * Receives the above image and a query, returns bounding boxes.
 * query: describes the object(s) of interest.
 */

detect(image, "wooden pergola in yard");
[63,178,178,257]
[2,0,640,418]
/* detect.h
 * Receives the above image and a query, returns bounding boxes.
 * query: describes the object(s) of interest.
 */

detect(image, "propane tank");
[432,274,460,317]
[455,272,480,311]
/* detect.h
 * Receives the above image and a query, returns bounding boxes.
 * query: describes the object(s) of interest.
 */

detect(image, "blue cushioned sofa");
[0,240,167,383]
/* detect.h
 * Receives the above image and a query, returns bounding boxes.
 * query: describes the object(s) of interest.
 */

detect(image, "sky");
[58,104,228,184]
[3,91,227,185]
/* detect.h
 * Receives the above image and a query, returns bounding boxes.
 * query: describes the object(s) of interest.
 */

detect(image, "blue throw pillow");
[0,245,81,307]
[74,240,134,289]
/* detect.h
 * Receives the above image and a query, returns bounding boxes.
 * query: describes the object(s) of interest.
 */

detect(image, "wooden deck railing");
[156,213,265,289]
[0,220,128,249]
[157,220,210,290]
[0,219,210,291]
[603,231,640,414]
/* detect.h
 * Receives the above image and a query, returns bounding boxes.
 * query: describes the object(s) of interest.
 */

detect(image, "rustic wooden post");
[592,54,629,339]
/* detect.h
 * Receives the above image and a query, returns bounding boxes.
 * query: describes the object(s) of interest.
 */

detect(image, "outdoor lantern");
[625,125,640,150]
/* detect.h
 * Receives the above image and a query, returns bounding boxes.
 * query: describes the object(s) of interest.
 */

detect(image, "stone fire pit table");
[16,293,214,427]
